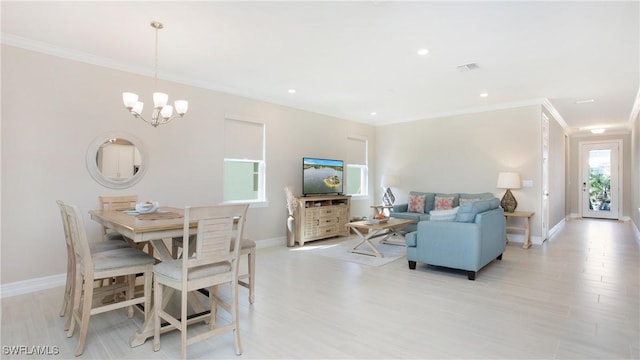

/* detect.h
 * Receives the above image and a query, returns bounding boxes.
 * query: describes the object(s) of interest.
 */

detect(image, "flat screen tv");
[302,157,344,196]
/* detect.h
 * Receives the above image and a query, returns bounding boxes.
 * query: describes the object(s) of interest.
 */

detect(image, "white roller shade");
[224,119,264,160]
[347,137,367,165]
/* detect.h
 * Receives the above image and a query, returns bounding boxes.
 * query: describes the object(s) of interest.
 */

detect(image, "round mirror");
[86,132,147,189]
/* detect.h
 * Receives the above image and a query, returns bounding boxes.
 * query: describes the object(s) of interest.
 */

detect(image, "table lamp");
[497,172,521,213]
[381,174,399,206]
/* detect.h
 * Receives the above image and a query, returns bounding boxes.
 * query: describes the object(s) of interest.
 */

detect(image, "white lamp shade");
[132,101,143,115]
[382,174,399,188]
[122,92,139,108]
[160,105,174,118]
[153,92,169,108]
[497,172,522,189]
[174,100,188,115]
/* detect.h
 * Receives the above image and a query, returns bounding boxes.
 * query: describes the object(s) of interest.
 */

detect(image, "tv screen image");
[302,157,344,195]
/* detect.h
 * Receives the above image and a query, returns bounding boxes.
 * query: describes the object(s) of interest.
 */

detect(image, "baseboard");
[506,234,543,246]
[548,218,566,240]
[1,237,287,298]
[1,273,66,299]
[255,236,286,248]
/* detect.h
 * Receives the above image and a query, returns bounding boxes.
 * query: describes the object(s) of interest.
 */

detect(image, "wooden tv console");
[294,195,351,246]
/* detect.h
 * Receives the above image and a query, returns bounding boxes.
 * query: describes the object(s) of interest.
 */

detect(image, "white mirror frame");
[86,132,147,189]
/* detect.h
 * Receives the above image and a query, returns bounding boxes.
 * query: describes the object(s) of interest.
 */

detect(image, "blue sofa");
[390,191,495,232]
[404,197,506,280]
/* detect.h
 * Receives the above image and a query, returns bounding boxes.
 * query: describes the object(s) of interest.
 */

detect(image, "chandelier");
[122,21,188,127]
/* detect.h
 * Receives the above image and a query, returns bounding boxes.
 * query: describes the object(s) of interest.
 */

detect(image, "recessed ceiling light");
[480,92,489,98]
[417,48,429,56]
[288,89,296,94]
[370,112,377,116]
[576,98,595,104]
[591,128,606,134]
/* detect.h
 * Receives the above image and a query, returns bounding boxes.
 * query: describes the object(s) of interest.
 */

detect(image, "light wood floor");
[2,218,639,359]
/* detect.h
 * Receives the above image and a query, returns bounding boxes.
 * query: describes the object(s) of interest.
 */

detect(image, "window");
[346,137,368,197]
[223,118,266,204]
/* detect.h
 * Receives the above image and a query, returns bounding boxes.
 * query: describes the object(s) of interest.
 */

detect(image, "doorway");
[579,140,621,220]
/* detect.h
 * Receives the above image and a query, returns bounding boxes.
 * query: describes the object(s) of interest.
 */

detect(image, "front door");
[580,141,621,220]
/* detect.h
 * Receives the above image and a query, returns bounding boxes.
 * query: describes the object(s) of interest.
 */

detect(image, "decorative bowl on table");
[135,201,159,214]
[365,216,389,225]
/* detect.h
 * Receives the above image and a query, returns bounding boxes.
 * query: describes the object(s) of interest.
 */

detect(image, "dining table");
[89,206,207,347]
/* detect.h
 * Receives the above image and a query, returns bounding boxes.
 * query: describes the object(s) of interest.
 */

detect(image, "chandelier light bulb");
[160,105,174,119]
[153,92,169,108]
[174,100,189,115]
[132,101,144,115]
[122,92,139,109]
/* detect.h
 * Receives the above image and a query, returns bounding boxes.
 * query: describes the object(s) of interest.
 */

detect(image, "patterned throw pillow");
[434,196,455,210]
[408,194,426,213]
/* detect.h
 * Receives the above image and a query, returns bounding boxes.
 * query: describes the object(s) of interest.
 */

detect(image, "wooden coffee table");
[347,218,415,258]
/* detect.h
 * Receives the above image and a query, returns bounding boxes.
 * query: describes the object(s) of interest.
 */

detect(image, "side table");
[370,205,393,216]
[504,211,534,249]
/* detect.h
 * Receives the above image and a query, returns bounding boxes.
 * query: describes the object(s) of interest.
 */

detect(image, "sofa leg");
[408,261,416,270]
[497,253,503,260]
[467,271,476,280]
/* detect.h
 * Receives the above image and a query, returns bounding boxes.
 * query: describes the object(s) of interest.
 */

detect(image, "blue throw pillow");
[455,198,500,223]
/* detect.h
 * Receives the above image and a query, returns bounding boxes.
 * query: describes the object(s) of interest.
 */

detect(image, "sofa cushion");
[459,197,480,205]
[430,207,459,221]
[434,194,457,209]
[455,197,500,223]
[459,192,494,201]
[408,194,427,213]
[391,211,429,222]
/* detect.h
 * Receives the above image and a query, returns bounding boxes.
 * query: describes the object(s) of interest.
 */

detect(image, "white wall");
[375,106,548,240]
[1,45,377,284]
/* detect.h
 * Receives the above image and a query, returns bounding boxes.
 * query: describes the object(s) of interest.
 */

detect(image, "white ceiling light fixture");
[591,128,606,134]
[122,21,188,127]
[576,98,595,104]
[370,112,377,116]
[288,89,296,94]
[417,48,430,56]
[480,92,489,98]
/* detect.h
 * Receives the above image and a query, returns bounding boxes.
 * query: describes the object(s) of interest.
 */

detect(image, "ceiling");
[2,1,639,134]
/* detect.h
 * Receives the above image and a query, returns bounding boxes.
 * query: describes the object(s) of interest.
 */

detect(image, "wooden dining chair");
[153,203,249,359]
[99,195,157,257]
[231,239,256,304]
[173,220,256,304]
[60,201,155,356]
[98,195,138,241]
[56,200,129,331]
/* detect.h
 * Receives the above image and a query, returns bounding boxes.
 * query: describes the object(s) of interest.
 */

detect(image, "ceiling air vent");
[457,63,479,72]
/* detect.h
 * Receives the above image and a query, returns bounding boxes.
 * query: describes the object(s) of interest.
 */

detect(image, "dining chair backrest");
[181,204,249,278]
[99,195,138,238]
[57,200,74,255]
[99,195,138,211]
[61,202,94,275]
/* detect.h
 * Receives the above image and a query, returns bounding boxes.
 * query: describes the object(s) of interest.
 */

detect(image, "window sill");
[223,200,269,208]
[349,195,370,200]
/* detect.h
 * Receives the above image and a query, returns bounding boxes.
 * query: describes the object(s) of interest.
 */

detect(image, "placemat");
[137,212,183,220]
